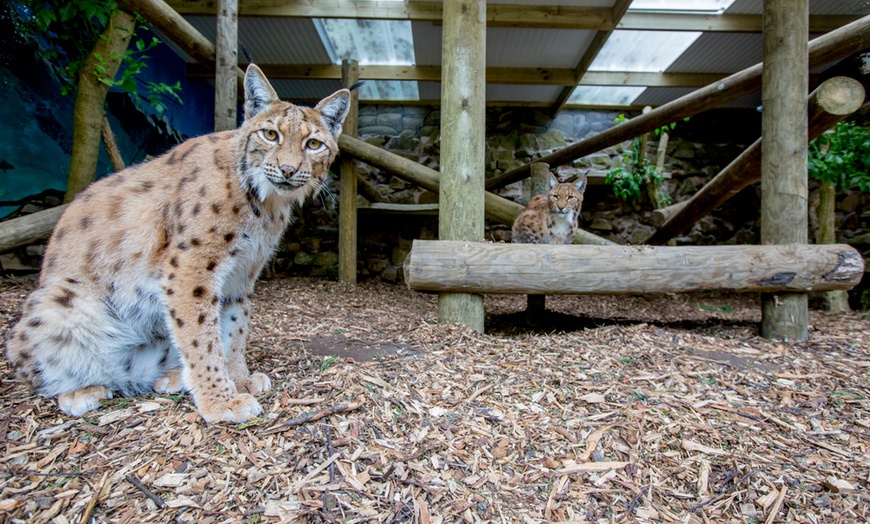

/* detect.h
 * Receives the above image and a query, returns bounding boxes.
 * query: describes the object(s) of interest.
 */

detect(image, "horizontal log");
[404,240,864,295]
[0,205,69,253]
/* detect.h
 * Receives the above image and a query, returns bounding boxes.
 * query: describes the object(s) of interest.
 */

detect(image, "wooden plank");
[358,203,440,215]
[0,205,69,253]
[166,1,855,33]
[214,0,238,131]
[339,59,359,284]
[438,0,487,332]
[486,13,870,191]
[760,0,809,341]
[404,241,865,295]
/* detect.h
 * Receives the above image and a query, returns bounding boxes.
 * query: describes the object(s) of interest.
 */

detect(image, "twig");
[125,475,165,508]
[80,471,110,524]
[265,402,363,434]
[689,466,767,512]
[0,467,94,477]
[621,485,650,521]
[324,423,336,484]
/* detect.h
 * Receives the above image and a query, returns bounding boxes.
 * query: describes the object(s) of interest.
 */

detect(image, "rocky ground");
[1,275,868,523]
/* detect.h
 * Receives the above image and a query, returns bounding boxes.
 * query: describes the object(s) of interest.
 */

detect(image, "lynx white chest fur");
[511,173,587,245]
[4,65,350,424]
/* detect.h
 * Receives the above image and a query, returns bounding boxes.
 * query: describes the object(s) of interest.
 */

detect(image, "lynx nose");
[280,164,297,177]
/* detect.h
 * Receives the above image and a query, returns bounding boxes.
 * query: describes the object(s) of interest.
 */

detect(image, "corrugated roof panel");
[665,33,762,73]
[409,0,616,6]
[635,86,762,108]
[184,16,332,64]
[590,30,702,72]
[487,84,565,103]
[267,79,344,102]
[411,22,442,66]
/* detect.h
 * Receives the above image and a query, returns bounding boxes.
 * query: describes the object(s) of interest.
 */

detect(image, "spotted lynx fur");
[511,174,587,244]
[4,65,350,423]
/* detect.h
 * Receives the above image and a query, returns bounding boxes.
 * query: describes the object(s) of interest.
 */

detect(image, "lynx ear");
[315,89,351,140]
[244,64,280,119]
[548,173,558,189]
[574,176,588,193]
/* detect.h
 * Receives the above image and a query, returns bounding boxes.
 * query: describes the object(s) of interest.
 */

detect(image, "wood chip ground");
[1,276,868,523]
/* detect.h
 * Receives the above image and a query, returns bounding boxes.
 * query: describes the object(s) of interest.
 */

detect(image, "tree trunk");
[64,10,136,202]
[817,179,851,312]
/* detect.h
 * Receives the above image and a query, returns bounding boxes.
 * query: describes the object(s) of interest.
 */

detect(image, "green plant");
[808,121,870,191]
[605,115,683,205]
[21,0,181,114]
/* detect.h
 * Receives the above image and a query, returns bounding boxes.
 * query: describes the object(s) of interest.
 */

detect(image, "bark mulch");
[1,276,868,523]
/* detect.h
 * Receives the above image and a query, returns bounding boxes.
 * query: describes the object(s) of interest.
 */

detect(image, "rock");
[587,154,612,169]
[381,265,404,283]
[359,125,399,136]
[293,252,315,266]
[313,252,338,267]
[424,110,441,126]
[358,115,377,128]
[402,116,424,132]
[589,218,613,231]
[363,135,389,147]
[386,135,417,152]
[368,258,390,273]
[538,130,567,150]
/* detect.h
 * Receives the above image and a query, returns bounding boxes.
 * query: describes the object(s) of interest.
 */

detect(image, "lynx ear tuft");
[244,64,279,119]
[315,89,351,140]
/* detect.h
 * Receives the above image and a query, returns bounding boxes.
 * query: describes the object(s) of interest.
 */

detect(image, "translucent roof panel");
[589,30,702,72]
[314,18,417,100]
[629,0,737,13]
[567,86,647,106]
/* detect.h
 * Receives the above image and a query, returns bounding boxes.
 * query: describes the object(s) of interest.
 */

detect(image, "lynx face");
[511,174,588,245]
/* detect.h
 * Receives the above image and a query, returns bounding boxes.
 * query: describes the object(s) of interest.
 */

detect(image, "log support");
[339,59,360,284]
[438,0,486,332]
[761,0,809,340]
[214,0,238,131]
[404,241,864,296]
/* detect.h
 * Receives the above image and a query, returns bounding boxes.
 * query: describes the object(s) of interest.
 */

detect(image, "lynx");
[4,65,350,424]
[511,174,587,244]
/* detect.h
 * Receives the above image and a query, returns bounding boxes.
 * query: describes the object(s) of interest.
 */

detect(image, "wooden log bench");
[404,240,864,295]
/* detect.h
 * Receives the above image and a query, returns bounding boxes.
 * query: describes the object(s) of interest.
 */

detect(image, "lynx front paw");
[197,393,262,424]
[237,372,272,395]
[57,386,113,416]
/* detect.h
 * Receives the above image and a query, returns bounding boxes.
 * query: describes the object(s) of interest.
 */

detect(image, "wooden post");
[438,0,486,332]
[339,59,360,284]
[484,13,870,192]
[404,241,864,295]
[645,77,864,246]
[761,0,809,340]
[526,162,550,316]
[214,0,238,131]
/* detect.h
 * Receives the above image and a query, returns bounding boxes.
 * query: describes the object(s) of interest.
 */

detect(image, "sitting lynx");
[4,65,350,423]
[512,173,587,244]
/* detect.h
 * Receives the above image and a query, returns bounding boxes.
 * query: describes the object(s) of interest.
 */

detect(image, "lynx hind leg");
[57,386,113,417]
[153,368,185,394]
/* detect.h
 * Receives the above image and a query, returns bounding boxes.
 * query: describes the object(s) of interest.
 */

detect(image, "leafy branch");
[808,121,870,192]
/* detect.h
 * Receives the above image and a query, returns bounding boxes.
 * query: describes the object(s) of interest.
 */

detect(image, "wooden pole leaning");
[214,0,238,131]
[484,13,870,192]
[438,0,487,332]
[760,0,809,341]
[339,59,360,284]
[646,77,865,246]
[404,241,864,296]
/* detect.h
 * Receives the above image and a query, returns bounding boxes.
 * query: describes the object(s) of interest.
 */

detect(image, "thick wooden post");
[339,59,360,284]
[214,0,238,131]
[526,163,550,316]
[761,0,809,340]
[438,0,486,332]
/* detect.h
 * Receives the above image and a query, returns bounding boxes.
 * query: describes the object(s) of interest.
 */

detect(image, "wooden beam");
[760,0,809,341]
[166,1,856,33]
[485,14,870,192]
[190,63,727,87]
[0,206,69,253]
[214,0,238,131]
[404,240,865,295]
[339,59,359,284]
[551,0,633,114]
[646,77,865,246]
[619,12,857,33]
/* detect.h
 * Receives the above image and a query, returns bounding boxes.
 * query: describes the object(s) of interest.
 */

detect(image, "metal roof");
[160,0,869,110]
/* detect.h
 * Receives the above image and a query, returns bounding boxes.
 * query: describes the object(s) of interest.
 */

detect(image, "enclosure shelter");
[5,0,870,340]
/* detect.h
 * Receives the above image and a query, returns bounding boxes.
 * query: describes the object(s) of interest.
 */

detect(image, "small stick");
[125,475,165,508]
[324,424,336,484]
[266,402,363,434]
[79,471,110,524]
[689,466,767,512]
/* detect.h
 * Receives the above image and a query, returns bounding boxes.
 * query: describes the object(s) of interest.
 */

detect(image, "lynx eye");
[305,138,324,151]
[259,129,280,143]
